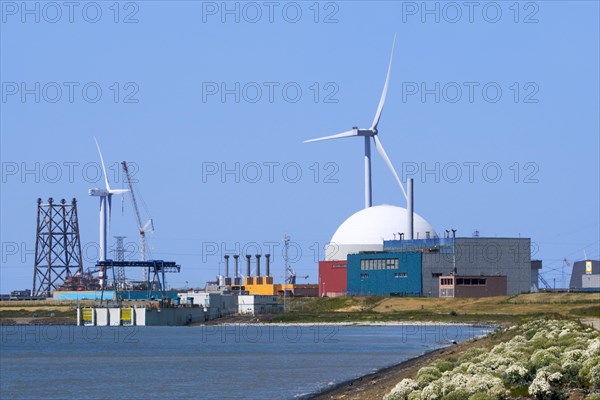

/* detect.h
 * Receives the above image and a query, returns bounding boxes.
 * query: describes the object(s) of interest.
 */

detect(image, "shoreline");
[305,334,490,400]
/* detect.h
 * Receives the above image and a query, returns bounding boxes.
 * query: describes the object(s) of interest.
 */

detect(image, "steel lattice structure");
[32,198,83,297]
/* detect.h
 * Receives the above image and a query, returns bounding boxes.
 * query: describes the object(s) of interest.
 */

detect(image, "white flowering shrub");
[383,319,600,400]
[504,364,529,385]
[528,370,553,398]
[384,379,420,400]
[530,349,559,369]
[590,364,600,388]
[587,338,600,357]
[579,357,600,384]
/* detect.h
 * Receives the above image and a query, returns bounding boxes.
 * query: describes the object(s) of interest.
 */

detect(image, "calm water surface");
[1,324,493,399]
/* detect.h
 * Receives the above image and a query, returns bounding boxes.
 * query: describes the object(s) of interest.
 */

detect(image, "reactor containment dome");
[325,205,438,261]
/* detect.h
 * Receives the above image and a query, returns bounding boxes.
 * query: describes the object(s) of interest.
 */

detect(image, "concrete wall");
[108,308,121,326]
[238,295,281,315]
[134,308,146,325]
[422,238,531,297]
[143,307,205,326]
[95,308,109,325]
[347,252,422,296]
[582,274,600,289]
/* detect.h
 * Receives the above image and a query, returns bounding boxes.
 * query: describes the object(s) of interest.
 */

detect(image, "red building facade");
[318,260,347,297]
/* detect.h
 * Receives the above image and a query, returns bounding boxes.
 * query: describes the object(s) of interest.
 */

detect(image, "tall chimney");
[245,255,251,277]
[256,254,261,277]
[224,255,229,278]
[407,178,414,240]
[265,254,271,277]
[233,255,239,277]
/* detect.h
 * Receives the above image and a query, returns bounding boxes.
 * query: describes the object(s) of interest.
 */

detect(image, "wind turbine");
[88,138,128,270]
[304,35,407,209]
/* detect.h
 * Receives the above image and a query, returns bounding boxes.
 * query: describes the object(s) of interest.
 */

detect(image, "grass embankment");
[274,293,600,324]
[0,300,90,324]
[1,292,598,326]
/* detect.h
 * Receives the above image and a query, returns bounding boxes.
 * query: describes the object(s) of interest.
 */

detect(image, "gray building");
[531,260,542,292]
[384,237,533,297]
[569,260,600,289]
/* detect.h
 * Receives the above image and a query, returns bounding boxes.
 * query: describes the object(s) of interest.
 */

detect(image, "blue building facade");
[347,252,422,296]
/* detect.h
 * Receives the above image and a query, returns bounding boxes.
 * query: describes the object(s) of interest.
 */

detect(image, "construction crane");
[122,161,154,282]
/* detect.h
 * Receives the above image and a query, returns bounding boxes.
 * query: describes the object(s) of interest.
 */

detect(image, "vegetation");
[383,318,600,400]
[274,293,600,324]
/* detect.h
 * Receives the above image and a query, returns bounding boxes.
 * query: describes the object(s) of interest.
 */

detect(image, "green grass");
[0,308,76,318]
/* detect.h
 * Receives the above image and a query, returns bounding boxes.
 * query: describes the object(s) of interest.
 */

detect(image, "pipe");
[224,255,229,278]
[245,255,251,277]
[256,254,261,277]
[265,254,271,277]
[407,178,414,240]
[233,255,239,277]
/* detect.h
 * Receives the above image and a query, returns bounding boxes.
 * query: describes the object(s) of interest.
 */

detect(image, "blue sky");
[1,1,599,291]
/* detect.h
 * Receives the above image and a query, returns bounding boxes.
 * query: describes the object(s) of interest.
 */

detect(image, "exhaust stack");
[407,178,414,240]
[256,254,261,277]
[245,255,251,277]
[233,255,239,277]
[224,255,230,278]
[265,254,271,277]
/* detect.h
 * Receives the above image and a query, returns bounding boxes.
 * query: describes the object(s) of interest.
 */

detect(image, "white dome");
[326,205,437,260]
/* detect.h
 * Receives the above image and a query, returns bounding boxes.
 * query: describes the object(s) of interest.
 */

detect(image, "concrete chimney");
[265,254,271,277]
[256,254,261,277]
[224,255,230,278]
[245,255,251,277]
[233,255,239,277]
[407,178,414,240]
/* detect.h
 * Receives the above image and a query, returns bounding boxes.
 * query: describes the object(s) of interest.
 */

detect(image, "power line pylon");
[32,198,83,297]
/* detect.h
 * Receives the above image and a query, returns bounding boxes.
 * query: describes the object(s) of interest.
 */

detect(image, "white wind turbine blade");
[373,135,407,200]
[303,130,357,143]
[371,34,396,130]
[94,137,111,191]
[109,189,129,195]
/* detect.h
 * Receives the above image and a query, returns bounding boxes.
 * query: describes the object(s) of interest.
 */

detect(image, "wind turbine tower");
[88,138,128,288]
[304,35,407,209]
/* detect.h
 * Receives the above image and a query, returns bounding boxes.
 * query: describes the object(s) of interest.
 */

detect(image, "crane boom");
[122,161,151,262]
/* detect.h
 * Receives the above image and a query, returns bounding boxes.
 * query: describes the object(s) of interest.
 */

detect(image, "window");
[432,272,442,278]
[361,258,400,270]
[394,272,407,278]
[360,273,369,279]
[441,278,453,285]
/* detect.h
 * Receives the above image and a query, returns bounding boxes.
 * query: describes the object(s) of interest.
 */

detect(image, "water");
[1,324,492,400]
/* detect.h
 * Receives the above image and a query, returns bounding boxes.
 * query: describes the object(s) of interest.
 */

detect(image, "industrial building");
[347,252,422,296]
[211,254,318,297]
[318,260,347,297]
[569,259,600,290]
[317,204,537,298]
[439,275,507,298]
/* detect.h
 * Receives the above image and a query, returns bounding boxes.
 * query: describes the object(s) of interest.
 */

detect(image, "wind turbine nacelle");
[89,188,109,196]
